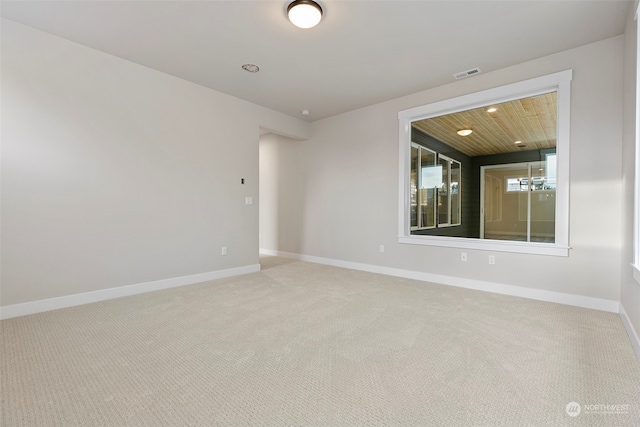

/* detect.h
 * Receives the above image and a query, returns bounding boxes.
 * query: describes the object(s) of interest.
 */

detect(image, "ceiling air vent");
[453,67,481,80]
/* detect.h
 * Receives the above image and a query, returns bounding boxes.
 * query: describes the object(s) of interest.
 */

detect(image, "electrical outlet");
[379,245,385,253]
[489,255,495,265]
[245,197,253,205]
[461,252,467,262]
[221,247,227,256]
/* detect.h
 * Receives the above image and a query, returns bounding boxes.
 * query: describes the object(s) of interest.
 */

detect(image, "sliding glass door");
[481,158,556,242]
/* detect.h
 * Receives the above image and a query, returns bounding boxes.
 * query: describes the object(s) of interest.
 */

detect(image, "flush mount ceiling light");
[457,129,473,136]
[287,0,323,29]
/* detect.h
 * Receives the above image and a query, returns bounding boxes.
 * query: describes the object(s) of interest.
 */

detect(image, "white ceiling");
[1,0,632,121]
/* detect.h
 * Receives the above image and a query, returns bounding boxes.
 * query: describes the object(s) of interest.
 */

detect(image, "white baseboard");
[0,264,261,320]
[260,249,619,313]
[620,304,640,362]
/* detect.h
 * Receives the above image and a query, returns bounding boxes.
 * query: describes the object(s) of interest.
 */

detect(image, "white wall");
[0,19,308,309]
[621,1,640,355]
[2,16,632,320]
[300,36,625,304]
[259,133,307,254]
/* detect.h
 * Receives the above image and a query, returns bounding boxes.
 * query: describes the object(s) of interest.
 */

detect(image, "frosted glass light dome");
[287,0,323,29]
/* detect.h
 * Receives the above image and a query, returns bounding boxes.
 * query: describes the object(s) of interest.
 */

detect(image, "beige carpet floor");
[2,256,640,426]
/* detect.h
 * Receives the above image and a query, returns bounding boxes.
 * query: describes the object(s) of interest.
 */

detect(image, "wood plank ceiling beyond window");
[412,92,557,157]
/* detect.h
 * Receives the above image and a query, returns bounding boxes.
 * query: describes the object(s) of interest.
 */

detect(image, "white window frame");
[437,154,461,228]
[397,70,572,256]
[410,144,437,231]
[633,4,640,283]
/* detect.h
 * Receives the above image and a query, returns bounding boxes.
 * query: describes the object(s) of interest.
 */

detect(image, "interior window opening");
[398,70,572,256]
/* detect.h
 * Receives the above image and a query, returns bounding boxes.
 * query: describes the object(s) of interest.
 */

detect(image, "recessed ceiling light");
[486,107,497,113]
[287,0,323,29]
[301,109,310,116]
[514,140,522,144]
[457,129,473,136]
[241,64,260,73]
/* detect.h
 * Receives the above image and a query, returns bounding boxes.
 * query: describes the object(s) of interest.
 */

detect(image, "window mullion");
[527,163,532,242]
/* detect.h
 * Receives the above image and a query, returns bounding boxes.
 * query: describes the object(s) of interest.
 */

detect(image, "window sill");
[398,235,570,256]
